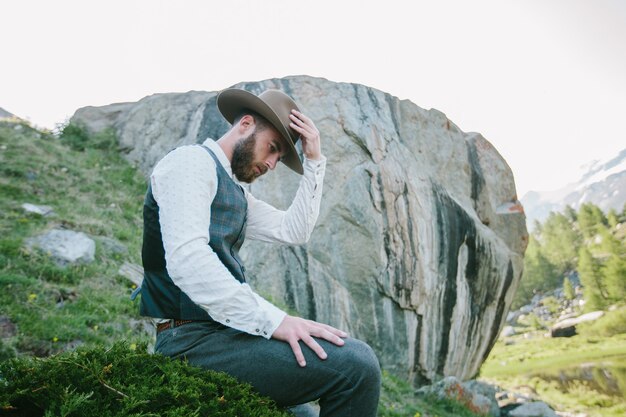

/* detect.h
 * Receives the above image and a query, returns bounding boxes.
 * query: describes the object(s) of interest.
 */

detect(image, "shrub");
[59,123,117,152]
[578,307,626,337]
[0,341,289,417]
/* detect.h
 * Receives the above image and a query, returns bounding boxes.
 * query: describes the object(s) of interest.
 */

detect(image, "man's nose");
[266,154,280,170]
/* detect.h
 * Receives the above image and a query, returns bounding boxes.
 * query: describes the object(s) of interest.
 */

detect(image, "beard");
[231,131,263,183]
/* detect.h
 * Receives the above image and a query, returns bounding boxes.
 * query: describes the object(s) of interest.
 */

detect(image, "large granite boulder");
[72,75,528,385]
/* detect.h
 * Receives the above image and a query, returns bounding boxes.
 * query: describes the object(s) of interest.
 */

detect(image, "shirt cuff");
[255,296,287,339]
[303,155,326,176]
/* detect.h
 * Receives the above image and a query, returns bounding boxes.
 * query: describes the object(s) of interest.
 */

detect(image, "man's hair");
[233,109,271,133]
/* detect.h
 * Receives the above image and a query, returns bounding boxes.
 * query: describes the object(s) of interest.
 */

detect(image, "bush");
[0,342,289,417]
[59,123,118,152]
[578,307,626,337]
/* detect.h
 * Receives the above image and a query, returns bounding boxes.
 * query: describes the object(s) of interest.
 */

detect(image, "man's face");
[231,125,286,183]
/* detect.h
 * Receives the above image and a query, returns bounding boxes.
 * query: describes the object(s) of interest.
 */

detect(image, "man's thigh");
[155,321,378,407]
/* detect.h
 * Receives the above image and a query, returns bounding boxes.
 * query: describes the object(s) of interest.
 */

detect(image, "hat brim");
[217,89,304,175]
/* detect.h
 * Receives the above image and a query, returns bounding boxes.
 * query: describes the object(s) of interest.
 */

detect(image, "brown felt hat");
[217,88,304,175]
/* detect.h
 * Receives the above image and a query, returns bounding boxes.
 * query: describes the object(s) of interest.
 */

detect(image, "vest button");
[255,329,260,333]
[226,319,230,323]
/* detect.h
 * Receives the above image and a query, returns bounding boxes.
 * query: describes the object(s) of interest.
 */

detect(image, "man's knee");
[342,338,382,387]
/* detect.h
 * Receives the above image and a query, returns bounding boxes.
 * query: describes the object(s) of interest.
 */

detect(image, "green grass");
[0,120,149,358]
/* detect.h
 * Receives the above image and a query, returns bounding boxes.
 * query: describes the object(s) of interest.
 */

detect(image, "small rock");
[0,145,7,150]
[506,311,516,322]
[98,236,128,255]
[508,401,557,417]
[63,339,84,352]
[501,326,516,337]
[118,262,143,286]
[26,229,95,266]
[550,311,604,338]
[418,377,500,416]
[129,318,155,337]
[520,304,532,314]
[0,316,17,338]
[462,380,500,416]
[14,125,23,131]
[21,203,54,216]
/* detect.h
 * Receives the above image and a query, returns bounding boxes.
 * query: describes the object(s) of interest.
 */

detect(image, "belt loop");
[169,318,175,329]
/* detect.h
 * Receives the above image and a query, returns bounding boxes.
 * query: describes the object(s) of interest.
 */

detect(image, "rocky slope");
[71,75,528,385]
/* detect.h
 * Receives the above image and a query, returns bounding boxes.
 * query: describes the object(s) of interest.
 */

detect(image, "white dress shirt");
[150,138,326,339]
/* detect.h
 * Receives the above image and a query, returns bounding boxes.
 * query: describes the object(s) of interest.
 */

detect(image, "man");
[137,88,381,416]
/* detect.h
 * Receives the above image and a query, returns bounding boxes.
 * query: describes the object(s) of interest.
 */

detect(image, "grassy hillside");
[0,120,485,417]
[0,120,149,359]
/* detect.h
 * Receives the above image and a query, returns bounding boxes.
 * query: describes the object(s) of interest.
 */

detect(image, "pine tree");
[607,208,619,229]
[542,211,581,273]
[578,203,607,240]
[563,277,575,300]
[603,254,626,303]
[564,205,577,223]
[578,247,607,310]
[514,236,560,308]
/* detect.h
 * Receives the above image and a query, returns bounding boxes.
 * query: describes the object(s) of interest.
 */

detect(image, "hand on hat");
[289,110,322,161]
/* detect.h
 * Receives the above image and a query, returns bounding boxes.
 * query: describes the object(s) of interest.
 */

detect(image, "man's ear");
[237,114,255,134]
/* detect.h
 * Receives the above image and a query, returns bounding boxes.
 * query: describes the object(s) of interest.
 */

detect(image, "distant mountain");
[522,148,626,228]
[0,107,15,119]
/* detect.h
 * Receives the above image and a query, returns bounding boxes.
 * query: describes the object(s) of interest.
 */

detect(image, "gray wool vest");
[137,145,248,320]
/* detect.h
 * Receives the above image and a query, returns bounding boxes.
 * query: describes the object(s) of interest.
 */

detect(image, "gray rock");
[500,326,516,338]
[462,380,500,417]
[21,203,54,216]
[97,236,128,255]
[129,318,156,338]
[26,229,95,266]
[71,75,528,384]
[418,377,500,416]
[0,315,17,338]
[118,262,143,286]
[551,311,604,338]
[508,401,558,417]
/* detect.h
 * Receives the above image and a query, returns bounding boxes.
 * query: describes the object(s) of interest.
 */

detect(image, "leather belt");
[156,319,194,334]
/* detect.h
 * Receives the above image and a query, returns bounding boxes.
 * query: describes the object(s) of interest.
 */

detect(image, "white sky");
[2,0,625,197]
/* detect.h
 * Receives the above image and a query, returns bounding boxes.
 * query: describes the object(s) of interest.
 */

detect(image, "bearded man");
[136,88,381,417]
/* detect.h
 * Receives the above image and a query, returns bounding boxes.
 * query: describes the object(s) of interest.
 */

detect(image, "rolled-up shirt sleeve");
[151,145,286,338]
[246,156,326,243]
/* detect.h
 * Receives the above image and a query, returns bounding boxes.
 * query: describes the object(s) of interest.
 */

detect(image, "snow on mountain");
[521,148,626,228]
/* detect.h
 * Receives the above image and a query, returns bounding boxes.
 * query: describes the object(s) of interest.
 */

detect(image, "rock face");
[71,75,528,385]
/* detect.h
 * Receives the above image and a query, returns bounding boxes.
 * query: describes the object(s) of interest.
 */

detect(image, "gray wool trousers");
[155,320,381,417]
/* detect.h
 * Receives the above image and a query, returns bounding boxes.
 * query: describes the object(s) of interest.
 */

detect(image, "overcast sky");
[2,0,625,197]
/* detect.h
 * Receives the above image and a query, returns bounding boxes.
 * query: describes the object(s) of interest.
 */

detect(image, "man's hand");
[272,315,348,367]
[289,109,322,160]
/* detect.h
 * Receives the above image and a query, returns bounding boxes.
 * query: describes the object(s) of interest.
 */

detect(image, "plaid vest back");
[138,145,248,320]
